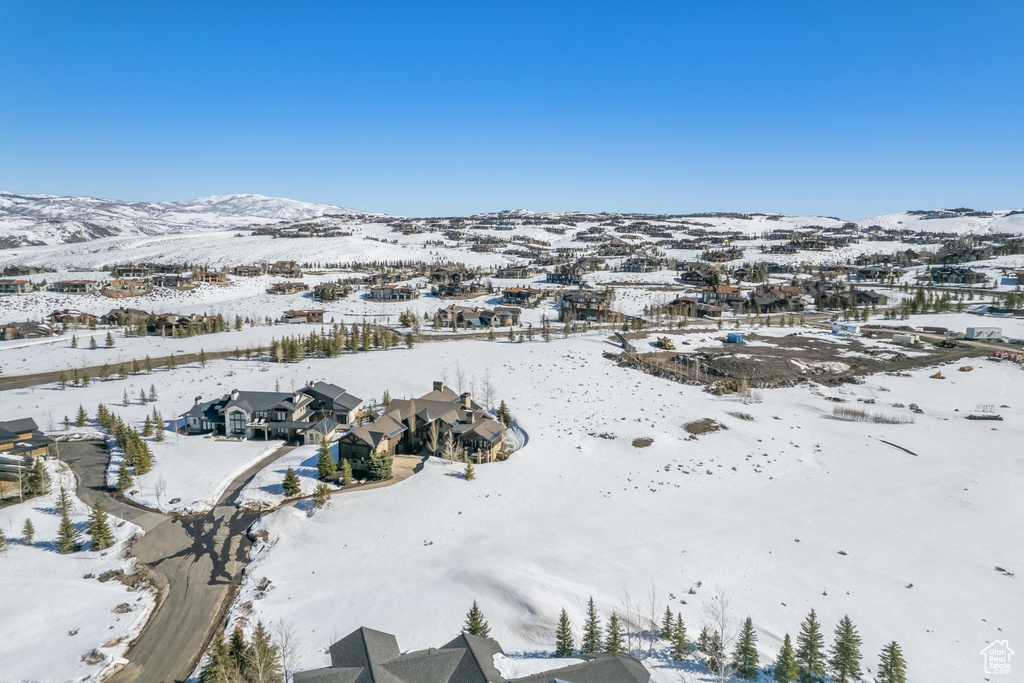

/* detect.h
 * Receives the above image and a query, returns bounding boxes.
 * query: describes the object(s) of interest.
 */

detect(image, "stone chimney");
[433,381,444,392]
[230,389,240,401]
[194,395,203,405]
[460,392,472,409]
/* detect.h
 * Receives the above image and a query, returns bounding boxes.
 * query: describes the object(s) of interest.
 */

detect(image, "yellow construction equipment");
[934,338,959,348]
[655,336,675,350]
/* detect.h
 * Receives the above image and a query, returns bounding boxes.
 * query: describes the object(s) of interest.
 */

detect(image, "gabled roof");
[508,653,650,683]
[0,418,39,435]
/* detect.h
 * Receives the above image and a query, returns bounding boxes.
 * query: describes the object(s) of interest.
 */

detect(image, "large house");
[281,309,325,324]
[0,279,32,295]
[369,285,418,301]
[336,382,506,467]
[437,305,520,329]
[268,281,310,295]
[557,290,615,322]
[181,381,362,444]
[546,263,584,286]
[1,321,54,340]
[101,278,150,297]
[294,627,650,683]
[501,286,542,306]
[52,280,99,294]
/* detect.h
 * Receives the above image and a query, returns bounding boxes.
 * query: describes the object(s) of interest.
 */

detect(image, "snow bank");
[0,461,156,682]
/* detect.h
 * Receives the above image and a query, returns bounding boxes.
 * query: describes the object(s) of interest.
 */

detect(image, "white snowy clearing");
[0,461,156,682]
[235,444,330,509]
[203,333,1024,683]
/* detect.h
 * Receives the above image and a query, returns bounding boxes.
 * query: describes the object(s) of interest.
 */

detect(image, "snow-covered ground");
[235,444,332,509]
[105,433,281,514]
[0,461,156,682]
[203,333,1024,683]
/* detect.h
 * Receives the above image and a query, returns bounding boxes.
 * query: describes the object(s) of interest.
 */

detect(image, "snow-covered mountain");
[0,192,380,247]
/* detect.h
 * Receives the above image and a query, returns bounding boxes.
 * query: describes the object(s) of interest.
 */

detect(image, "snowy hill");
[0,192,379,247]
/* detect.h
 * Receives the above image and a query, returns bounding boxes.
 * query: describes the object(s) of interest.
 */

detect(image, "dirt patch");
[631,437,654,448]
[683,418,727,435]
[727,412,755,421]
[611,331,988,388]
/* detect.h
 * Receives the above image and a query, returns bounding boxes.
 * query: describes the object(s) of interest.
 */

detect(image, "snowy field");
[191,333,1024,683]
[0,461,156,682]
[235,444,331,509]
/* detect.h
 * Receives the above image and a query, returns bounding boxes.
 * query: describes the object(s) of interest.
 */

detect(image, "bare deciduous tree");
[427,420,440,457]
[454,361,466,394]
[442,432,461,465]
[274,619,299,682]
[480,373,496,412]
[702,588,736,683]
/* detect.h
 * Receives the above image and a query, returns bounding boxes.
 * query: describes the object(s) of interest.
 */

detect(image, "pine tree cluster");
[199,622,283,683]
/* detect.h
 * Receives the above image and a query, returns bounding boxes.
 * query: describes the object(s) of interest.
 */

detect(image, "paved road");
[62,440,291,683]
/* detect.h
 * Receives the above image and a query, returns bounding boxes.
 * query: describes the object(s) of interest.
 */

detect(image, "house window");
[229,412,246,434]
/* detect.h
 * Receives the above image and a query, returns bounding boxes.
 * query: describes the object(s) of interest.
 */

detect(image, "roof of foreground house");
[294,628,650,683]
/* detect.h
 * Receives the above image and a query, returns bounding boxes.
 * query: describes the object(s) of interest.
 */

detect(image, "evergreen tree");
[671,614,689,661]
[228,625,249,674]
[140,388,148,405]
[105,331,115,348]
[795,609,826,683]
[199,630,235,683]
[368,449,392,481]
[123,389,130,407]
[705,630,725,673]
[89,335,98,350]
[22,518,35,545]
[81,370,90,386]
[57,505,80,553]
[57,486,72,516]
[828,615,862,683]
[339,458,353,485]
[464,600,491,638]
[149,384,158,402]
[153,410,165,441]
[71,334,78,348]
[59,369,68,390]
[732,617,760,679]
[143,415,154,437]
[199,348,208,368]
[87,500,115,550]
[282,467,301,496]
[316,441,337,480]
[117,463,134,491]
[554,608,575,657]
[661,606,674,640]
[497,400,511,426]
[76,404,88,427]
[0,527,5,555]
[27,457,50,496]
[464,460,475,480]
[876,641,907,683]
[604,612,624,653]
[580,597,602,653]
[312,482,332,509]
[774,634,799,682]
[697,625,711,657]
[245,620,284,683]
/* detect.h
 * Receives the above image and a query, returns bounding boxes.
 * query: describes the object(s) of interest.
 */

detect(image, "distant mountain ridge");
[0,192,379,248]
[0,191,1021,249]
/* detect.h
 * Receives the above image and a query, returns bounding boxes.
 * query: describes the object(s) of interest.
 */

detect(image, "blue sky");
[1,1,1021,217]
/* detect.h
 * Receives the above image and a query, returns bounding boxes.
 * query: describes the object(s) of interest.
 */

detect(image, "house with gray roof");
[293,627,650,683]
[180,381,362,444]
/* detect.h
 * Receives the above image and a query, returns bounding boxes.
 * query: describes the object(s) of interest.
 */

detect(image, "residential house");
[337,382,507,467]
[546,263,585,286]
[182,382,359,444]
[101,278,150,297]
[429,268,470,285]
[281,309,325,324]
[432,280,486,298]
[751,285,805,313]
[150,274,196,290]
[196,271,231,285]
[111,265,151,278]
[50,309,98,326]
[1,321,54,340]
[52,280,99,294]
[437,305,520,329]
[676,266,719,287]
[501,286,542,306]
[368,284,418,301]
[495,265,537,279]
[558,290,615,322]
[294,627,650,683]
[924,265,986,285]
[700,285,748,309]
[0,279,31,295]
[702,247,743,262]
[100,307,150,326]
[620,256,659,273]
[231,265,264,277]
[483,307,520,327]
[268,281,310,295]
[270,260,303,277]
[312,282,349,301]
[0,418,53,465]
